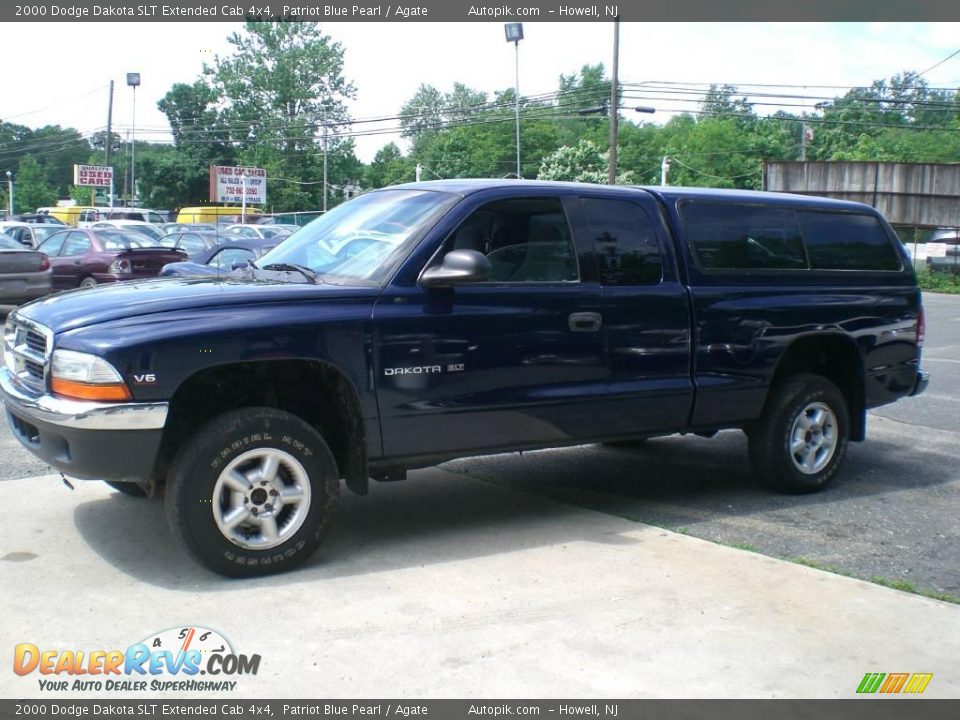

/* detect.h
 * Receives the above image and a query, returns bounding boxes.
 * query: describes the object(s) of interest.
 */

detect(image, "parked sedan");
[0,235,52,304]
[0,221,68,249]
[160,237,277,277]
[36,229,187,290]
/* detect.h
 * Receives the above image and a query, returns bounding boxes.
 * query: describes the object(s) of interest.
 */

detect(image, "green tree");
[205,22,356,210]
[538,139,632,184]
[364,143,415,189]
[12,156,58,212]
[399,84,446,138]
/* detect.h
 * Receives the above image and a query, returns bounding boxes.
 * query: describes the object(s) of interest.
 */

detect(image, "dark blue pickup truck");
[1,181,928,576]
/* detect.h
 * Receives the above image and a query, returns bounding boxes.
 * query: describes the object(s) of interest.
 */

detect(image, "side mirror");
[420,250,492,288]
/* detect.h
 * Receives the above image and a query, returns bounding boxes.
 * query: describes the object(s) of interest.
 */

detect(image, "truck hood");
[15,276,380,335]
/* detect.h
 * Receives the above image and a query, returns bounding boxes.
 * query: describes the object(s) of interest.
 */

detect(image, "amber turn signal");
[51,378,132,402]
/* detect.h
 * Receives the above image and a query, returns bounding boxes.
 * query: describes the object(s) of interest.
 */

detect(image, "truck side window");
[681,202,808,271]
[442,197,579,283]
[580,198,662,285]
[797,211,902,271]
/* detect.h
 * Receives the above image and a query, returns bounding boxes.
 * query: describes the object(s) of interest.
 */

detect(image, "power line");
[1,85,108,122]
[916,48,960,78]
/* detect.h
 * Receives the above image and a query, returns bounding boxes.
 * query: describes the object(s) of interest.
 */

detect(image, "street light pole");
[126,73,140,207]
[504,23,524,179]
[5,171,12,214]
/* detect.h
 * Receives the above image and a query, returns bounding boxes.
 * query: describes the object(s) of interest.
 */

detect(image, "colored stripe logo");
[857,672,933,694]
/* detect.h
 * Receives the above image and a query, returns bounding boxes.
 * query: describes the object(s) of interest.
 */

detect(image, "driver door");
[373,194,608,461]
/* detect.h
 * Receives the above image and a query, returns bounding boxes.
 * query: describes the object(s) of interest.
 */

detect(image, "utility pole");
[800,122,812,161]
[661,156,671,186]
[322,106,328,212]
[105,80,114,207]
[415,163,423,182]
[607,16,620,185]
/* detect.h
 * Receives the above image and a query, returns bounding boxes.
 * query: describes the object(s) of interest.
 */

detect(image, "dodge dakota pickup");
[1,180,928,576]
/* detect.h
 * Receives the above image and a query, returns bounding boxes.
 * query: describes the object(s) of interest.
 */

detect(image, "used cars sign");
[73,164,113,187]
[209,165,267,205]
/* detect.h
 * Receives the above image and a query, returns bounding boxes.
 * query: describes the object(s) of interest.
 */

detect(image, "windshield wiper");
[260,262,321,283]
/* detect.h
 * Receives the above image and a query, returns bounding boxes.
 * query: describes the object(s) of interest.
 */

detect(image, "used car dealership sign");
[73,164,113,187]
[209,165,267,205]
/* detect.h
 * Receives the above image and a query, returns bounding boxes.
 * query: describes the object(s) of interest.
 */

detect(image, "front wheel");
[165,407,340,577]
[748,374,850,493]
[79,276,97,289]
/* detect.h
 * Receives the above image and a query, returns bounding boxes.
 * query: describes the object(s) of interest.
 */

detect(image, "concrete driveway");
[1,468,957,699]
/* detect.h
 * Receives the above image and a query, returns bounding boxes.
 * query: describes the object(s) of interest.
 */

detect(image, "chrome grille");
[3,315,52,391]
[25,331,46,355]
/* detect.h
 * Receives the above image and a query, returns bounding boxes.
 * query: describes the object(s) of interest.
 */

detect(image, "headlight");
[3,316,15,372]
[50,350,131,401]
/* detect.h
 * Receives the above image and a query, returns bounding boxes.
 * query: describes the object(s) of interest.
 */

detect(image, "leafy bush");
[917,269,960,294]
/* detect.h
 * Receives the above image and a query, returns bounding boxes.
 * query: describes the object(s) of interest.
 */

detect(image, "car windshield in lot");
[256,189,457,285]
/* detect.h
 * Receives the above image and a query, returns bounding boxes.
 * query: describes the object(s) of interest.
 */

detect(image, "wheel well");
[154,360,368,495]
[768,335,866,441]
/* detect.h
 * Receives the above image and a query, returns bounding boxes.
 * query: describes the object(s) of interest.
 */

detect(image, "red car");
[36,228,187,290]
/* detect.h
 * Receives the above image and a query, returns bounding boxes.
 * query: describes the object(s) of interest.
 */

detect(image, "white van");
[102,208,168,224]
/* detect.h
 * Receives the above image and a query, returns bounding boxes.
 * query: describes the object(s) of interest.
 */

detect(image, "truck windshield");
[256,189,458,285]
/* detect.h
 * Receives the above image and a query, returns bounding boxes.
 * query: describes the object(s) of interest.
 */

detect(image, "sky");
[2,22,960,164]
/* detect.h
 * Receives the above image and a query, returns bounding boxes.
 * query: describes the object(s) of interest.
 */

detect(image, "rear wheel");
[79,276,97,289]
[748,374,849,493]
[165,407,339,577]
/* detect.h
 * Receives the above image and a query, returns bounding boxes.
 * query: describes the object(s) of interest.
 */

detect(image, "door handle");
[568,312,602,333]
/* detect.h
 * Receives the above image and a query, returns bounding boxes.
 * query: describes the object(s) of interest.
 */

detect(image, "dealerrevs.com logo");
[13,627,261,692]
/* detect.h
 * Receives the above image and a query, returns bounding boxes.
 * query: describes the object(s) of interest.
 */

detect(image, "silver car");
[0,235,52,304]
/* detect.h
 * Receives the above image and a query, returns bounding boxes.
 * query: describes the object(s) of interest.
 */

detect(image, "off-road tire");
[748,373,849,493]
[165,407,339,577]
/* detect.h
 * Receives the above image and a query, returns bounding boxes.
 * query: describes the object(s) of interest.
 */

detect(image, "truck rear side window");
[580,198,662,285]
[797,211,902,271]
[681,202,807,271]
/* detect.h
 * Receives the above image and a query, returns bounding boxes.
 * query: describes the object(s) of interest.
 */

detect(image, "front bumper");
[910,370,930,397]
[0,367,168,481]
